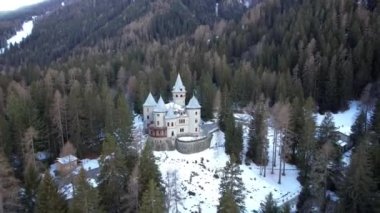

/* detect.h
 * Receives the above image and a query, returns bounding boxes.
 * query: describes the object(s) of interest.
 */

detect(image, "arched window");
[180,94,183,97]
[147,115,149,119]
[176,95,178,97]
[172,131,174,136]
[195,128,198,132]
[195,111,198,115]
[171,122,174,126]
[167,122,169,126]
[195,119,198,123]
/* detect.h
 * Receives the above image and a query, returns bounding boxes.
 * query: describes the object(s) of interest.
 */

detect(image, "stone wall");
[175,134,212,154]
[148,137,176,151]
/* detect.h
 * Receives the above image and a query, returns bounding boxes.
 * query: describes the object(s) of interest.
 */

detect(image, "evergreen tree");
[139,143,162,201]
[217,189,240,213]
[218,156,245,211]
[225,119,243,163]
[98,134,128,213]
[350,110,368,146]
[139,179,166,213]
[340,136,377,212]
[260,192,279,213]
[200,72,216,120]
[114,92,133,150]
[35,171,67,213]
[317,112,338,145]
[23,161,40,212]
[247,97,268,169]
[218,85,232,132]
[70,169,103,213]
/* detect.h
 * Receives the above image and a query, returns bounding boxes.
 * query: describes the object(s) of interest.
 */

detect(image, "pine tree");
[70,169,103,213]
[23,161,40,212]
[218,156,245,211]
[35,171,67,213]
[217,189,240,213]
[340,136,377,212]
[260,192,279,213]
[114,92,133,150]
[139,143,162,201]
[350,110,368,146]
[218,85,232,132]
[139,179,166,213]
[98,134,128,212]
[317,112,338,145]
[247,97,268,169]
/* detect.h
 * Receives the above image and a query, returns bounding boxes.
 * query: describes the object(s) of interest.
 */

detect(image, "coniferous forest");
[0,0,379,212]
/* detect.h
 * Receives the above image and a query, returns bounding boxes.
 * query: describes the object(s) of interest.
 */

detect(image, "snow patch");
[316,101,361,135]
[1,17,36,54]
[81,159,99,171]
[59,183,73,200]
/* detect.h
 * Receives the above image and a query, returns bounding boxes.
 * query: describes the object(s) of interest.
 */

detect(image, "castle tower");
[143,92,157,129]
[186,95,201,135]
[172,74,186,107]
[153,96,167,128]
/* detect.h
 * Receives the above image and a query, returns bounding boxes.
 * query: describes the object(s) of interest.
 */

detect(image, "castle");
[143,74,202,141]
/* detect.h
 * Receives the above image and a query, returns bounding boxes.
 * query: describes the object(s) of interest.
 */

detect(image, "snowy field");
[154,115,301,212]
[316,101,361,135]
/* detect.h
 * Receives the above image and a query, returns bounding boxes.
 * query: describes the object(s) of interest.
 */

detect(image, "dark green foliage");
[350,110,369,146]
[35,171,67,213]
[139,143,163,201]
[218,156,245,211]
[98,134,128,213]
[199,72,216,120]
[247,98,268,166]
[217,189,240,213]
[23,163,40,212]
[218,86,232,132]
[340,136,378,212]
[317,112,338,145]
[70,169,103,213]
[260,192,279,213]
[139,179,166,213]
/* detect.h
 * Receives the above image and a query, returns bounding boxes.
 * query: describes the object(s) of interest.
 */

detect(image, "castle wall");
[175,134,212,154]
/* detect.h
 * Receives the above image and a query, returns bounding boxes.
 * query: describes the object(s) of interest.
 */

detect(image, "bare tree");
[22,127,39,168]
[50,90,66,148]
[165,170,182,212]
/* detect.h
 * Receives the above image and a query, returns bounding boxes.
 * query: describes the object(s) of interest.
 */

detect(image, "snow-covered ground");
[154,114,301,212]
[316,101,361,135]
[0,18,35,54]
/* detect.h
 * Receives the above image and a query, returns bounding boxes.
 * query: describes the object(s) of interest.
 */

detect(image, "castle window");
[180,94,183,97]
[147,115,149,119]
[157,114,160,117]
[195,111,198,115]
[179,119,185,124]
[195,128,198,132]
[176,95,178,97]
[172,131,174,136]
[180,128,184,133]
[195,119,198,123]
[157,121,159,125]
[167,122,169,127]
[171,122,174,126]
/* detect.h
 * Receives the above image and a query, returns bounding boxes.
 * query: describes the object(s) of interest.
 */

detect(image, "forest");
[0,0,379,212]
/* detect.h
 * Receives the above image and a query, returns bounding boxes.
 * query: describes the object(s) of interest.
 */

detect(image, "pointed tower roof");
[143,92,157,107]
[172,74,186,93]
[154,96,167,112]
[165,107,177,119]
[186,95,201,109]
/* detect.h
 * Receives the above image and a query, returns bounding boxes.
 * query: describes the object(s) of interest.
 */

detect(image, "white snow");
[57,154,78,164]
[87,178,98,188]
[81,159,99,171]
[177,136,205,141]
[59,183,74,200]
[316,101,361,135]
[7,20,34,46]
[154,115,301,212]
[342,150,352,167]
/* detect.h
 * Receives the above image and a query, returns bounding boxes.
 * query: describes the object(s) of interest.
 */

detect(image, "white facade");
[143,74,201,139]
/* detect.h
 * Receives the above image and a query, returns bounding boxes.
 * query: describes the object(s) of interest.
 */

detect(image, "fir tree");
[217,189,240,213]
[23,161,40,212]
[35,171,67,213]
[247,97,268,169]
[139,179,166,213]
[350,110,368,146]
[340,136,377,212]
[98,134,128,213]
[139,143,163,201]
[260,192,279,213]
[218,156,245,211]
[218,85,232,132]
[317,112,338,145]
[70,169,103,213]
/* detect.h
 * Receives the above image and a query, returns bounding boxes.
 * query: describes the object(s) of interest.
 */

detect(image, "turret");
[143,92,157,130]
[172,74,186,107]
[153,96,167,128]
[186,95,201,134]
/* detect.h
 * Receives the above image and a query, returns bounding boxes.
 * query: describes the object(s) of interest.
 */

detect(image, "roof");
[57,155,78,164]
[165,107,177,119]
[143,92,157,107]
[154,96,167,112]
[186,95,201,109]
[172,74,186,93]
